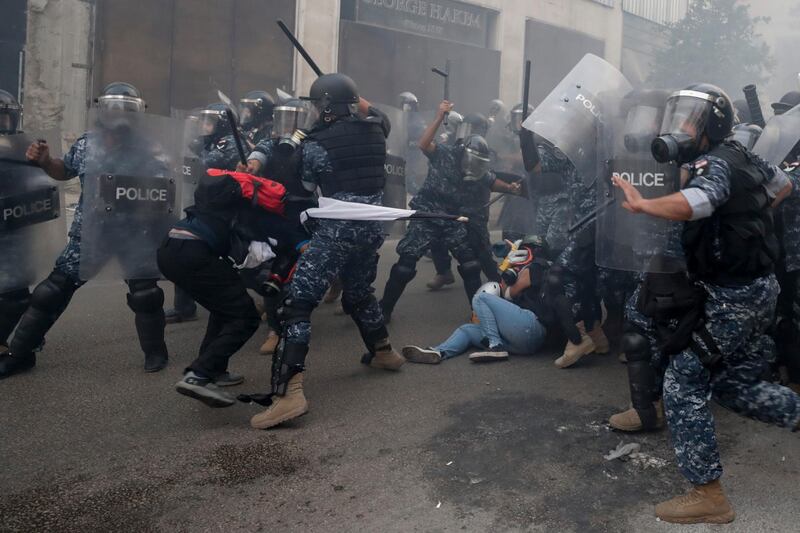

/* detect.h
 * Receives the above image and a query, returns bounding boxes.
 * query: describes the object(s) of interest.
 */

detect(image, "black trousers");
[157,238,260,379]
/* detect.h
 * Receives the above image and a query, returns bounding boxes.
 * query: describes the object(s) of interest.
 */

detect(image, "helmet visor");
[455,122,473,141]
[199,110,224,136]
[273,105,316,138]
[462,146,490,181]
[659,91,713,142]
[97,95,145,113]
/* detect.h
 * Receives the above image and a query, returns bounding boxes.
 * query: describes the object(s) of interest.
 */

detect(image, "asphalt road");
[1,241,797,533]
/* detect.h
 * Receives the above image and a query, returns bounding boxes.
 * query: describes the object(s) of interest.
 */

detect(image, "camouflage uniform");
[396,143,476,262]
[199,135,241,170]
[663,153,800,485]
[381,143,483,316]
[284,141,385,345]
[532,144,571,253]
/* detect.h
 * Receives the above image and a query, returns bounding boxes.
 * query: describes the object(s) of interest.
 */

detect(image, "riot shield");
[595,97,684,273]
[374,104,408,236]
[179,112,206,213]
[753,104,800,166]
[0,132,66,292]
[79,110,184,281]
[522,54,632,185]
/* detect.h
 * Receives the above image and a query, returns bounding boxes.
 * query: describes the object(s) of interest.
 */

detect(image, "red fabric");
[207,168,286,215]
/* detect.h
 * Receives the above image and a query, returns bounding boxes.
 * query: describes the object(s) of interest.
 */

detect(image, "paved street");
[1,241,797,533]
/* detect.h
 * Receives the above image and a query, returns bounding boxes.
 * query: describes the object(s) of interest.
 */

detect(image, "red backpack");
[206,169,286,215]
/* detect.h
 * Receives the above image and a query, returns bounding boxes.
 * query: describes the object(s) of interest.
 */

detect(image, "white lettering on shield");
[612,172,665,187]
[115,187,169,202]
[2,198,53,221]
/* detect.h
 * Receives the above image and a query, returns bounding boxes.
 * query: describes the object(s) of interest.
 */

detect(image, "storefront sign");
[356,0,492,47]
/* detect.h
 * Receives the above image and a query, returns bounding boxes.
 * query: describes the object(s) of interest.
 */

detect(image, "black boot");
[379,259,417,323]
[0,351,36,379]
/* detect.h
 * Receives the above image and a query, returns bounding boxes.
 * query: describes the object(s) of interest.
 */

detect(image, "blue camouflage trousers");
[286,219,385,345]
[663,275,800,485]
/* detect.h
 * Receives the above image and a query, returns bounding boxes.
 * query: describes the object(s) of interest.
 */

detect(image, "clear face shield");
[651,91,711,163]
[623,105,662,153]
[199,111,224,138]
[455,121,473,142]
[274,103,318,153]
[97,95,146,113]
[461,146,491,181]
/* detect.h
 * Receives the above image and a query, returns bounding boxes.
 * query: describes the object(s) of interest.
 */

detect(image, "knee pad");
[391,257,417,284]
[126,281,165,314]
[621,331,650,363]
[341,293,375,317]
[457,259,481,280]
[31,271,79,315]
[277,298,314,326]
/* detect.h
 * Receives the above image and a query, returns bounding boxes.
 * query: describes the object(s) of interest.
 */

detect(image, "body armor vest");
[311,117,386,197]
[682,141,779,284]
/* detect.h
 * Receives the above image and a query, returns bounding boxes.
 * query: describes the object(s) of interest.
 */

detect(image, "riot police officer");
[0,89,30,353]
[248,73,406,430]
[245,98,318,357]
[240,90,275,147]
[380,102,493,322]
[0,82,175,377]
[614,83,800,524]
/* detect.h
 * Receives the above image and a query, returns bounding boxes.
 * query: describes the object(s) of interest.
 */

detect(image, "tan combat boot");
[250,373,308,430]
[259,331,280,356]
[426,271,455,290]
[368,340,406,370]
[587,324,610,354]
[0,343,8,355]
[554,322,595,368]
[609,400,664,432]
[655,480,735,524]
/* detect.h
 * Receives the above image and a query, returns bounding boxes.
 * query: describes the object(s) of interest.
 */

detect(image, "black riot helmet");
[198,102,232,144]
[239,90,275,130]
[96,81,146,112]
[399,91,419,112]
[0,89,22,134]
[651,83,734,164]
[438,111,463,145]
[307,73,359,123]
[620,89,669,154]
[509,103,534,134]
[461,134,491,181]
[456,113,489,141]
[730,123,763,151]
[771,91,800,116]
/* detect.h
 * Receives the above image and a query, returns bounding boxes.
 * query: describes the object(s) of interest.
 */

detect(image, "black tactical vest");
[311,117,387,197]
[682,141,779,284]
[263,141,312,199]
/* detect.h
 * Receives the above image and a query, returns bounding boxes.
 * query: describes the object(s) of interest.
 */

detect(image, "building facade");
[9,0,688,146]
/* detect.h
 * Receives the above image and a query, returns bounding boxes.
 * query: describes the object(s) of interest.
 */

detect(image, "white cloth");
[300,196,417,223]
[233,239,276,270]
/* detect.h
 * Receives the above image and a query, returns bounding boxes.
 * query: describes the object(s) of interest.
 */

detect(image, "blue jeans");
[434,292,546,359]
